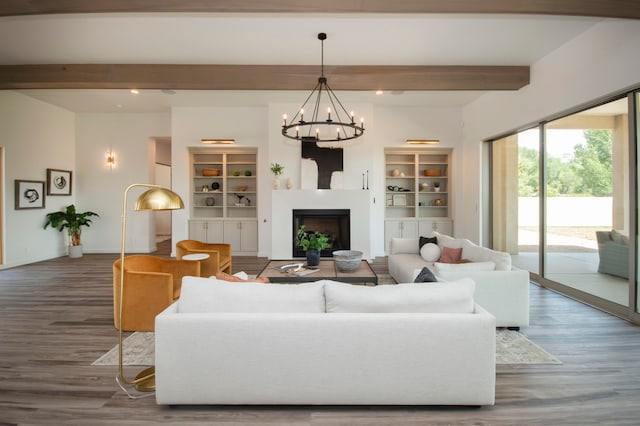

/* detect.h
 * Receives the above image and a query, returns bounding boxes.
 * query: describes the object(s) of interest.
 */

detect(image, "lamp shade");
[134,188,184,211]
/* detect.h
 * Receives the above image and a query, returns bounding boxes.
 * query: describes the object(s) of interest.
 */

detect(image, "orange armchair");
[113,255,200,331]
[176,239,232,277]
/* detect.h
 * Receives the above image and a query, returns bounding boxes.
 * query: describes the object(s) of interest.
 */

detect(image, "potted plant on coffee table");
[44,204,99,258]
[296,224,329,267]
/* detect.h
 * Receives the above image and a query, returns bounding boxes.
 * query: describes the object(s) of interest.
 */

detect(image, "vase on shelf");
[306,248,320,267]
[286,178,293,190]
[273,176,280,189]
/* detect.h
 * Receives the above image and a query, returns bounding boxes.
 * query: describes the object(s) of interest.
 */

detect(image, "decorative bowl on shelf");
[202,168,220,176]
[333,250,363,273]
[424,169,441,177]
[236,185,248,191]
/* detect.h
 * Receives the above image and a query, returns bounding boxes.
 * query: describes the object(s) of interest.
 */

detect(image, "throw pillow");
[414,266,438,283]
[324,279,475,313]
[418,236,438,249]
[419,242,441,262]
[440,246,462,263]
[178,278,325,313]
[434,261,496,273]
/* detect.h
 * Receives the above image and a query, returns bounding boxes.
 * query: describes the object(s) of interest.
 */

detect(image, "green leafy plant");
[44,204,99,246]
[296,225,329,251]
[433,181,440,188]
[270,163,284,176]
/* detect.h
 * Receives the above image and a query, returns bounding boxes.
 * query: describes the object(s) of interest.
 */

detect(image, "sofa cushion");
[434,261,496,273]
[178,276,325,313]
[433,231,463,249]
[461,240,511,271]
[440,246,463,263]
[323,279,475,313]
[414,266,438,283]
[390,238,419,255]
[420,243,441,262]
[611,229,629,245]
[433,231,511,271]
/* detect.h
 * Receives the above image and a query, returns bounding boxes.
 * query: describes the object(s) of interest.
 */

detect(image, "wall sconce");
[201,139,235,144]
[405,139,440,145]
[106,151,116,169]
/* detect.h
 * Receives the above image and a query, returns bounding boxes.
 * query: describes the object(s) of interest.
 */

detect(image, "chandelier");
[282,33,365,143]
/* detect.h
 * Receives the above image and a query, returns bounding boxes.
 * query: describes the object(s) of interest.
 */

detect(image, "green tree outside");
[518,129,612,197]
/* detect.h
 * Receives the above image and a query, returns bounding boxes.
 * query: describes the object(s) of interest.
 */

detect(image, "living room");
[1,2,640,424]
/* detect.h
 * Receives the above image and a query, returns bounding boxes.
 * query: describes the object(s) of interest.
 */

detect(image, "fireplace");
[292,209,350,257]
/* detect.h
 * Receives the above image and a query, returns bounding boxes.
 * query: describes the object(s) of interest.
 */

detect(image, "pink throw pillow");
[440,247,463,264]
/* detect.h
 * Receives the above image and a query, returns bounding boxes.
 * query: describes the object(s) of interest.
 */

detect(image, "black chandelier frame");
[281,33,365,143]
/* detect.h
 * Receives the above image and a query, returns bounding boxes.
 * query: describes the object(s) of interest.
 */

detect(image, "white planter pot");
[68,245,83,258]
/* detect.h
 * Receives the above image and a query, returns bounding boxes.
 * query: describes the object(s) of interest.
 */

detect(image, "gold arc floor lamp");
[118,183,184,393]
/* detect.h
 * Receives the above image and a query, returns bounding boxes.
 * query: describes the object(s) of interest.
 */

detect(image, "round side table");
[182,253,210,261]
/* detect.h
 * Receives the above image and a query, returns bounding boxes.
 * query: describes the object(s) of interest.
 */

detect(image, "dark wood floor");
[1,249,640,425]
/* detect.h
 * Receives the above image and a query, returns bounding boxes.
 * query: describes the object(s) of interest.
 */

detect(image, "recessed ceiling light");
[130,89,139,94]
[375,90,384,95]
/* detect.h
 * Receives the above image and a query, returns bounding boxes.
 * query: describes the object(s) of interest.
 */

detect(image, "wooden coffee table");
[258,259,378,285]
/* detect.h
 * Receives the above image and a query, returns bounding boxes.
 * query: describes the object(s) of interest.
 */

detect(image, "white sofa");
[388,231,530,328]
[155,276,496,406]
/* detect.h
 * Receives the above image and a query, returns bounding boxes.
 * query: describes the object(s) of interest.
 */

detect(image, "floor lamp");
[118,183,184,393]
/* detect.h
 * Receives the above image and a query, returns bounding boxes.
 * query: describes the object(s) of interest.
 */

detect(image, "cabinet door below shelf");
[188,220,224,243]
[384,220,418,253]
[224,220,258,255]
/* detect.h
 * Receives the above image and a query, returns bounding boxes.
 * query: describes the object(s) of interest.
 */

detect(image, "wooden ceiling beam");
[0,64,530,91]
[1,0,639,19]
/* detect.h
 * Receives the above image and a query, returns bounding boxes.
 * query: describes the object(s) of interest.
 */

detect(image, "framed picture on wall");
[15,180,45,209]
[46,168,72,196]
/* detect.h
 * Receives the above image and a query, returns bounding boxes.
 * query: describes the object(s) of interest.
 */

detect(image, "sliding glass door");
[489,93,639,323]
[543,98,629,307]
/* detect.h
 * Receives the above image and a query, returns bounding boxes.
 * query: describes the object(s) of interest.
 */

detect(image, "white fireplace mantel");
[271,189,372,260]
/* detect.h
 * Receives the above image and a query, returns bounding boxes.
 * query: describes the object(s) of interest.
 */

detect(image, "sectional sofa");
[388,231,530,328]
[155,276,496,406]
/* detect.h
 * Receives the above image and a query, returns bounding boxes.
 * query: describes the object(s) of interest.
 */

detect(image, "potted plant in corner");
[270,163,284,189]
[296,224,329,267]
[44,204,99,258]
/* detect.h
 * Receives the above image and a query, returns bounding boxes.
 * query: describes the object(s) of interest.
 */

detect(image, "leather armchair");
[113,255,200,331]
[176,239,232,277]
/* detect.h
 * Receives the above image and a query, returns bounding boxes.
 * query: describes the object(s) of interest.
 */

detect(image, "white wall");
[171,106,269,253]
[75,113,171,253]
[0,91,76,268]
[171,103,464,258]
[462,20,640,243]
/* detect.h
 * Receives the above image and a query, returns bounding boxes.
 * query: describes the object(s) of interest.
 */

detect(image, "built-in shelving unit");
[384,148,453,253]
[189,147,258,255]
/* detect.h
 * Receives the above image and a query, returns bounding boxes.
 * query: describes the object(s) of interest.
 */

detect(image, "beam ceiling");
[1,0,640,19]
[0,65,530,91]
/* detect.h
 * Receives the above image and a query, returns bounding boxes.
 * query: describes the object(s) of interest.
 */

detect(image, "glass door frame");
[486,89,640,325]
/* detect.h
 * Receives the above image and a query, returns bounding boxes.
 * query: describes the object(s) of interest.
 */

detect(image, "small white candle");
[283,114,287,126]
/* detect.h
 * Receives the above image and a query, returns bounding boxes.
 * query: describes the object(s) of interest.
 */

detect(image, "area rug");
[93,329,561,366]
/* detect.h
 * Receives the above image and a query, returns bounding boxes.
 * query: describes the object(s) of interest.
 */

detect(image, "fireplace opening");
[292,209,350,257]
